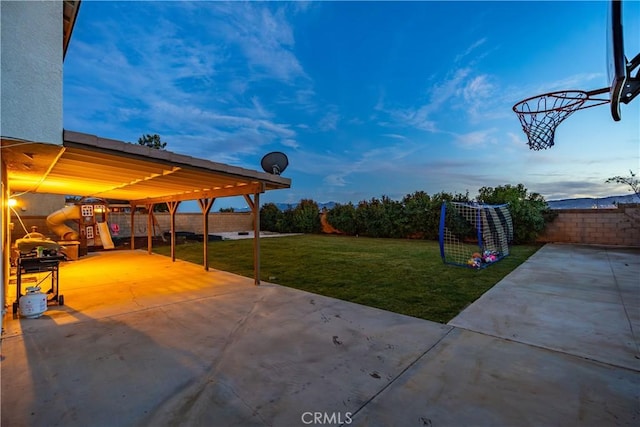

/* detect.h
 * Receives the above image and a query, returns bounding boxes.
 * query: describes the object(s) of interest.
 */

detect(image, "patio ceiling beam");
[130,182,265,206]
[118,174,242,189]
[59,154,175,177]
[57,152,178,175]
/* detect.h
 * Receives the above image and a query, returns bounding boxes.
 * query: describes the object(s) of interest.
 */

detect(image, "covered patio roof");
[2,130,291,283]
[2,130,291,204]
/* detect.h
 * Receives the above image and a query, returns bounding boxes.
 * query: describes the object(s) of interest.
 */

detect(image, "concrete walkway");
[1,244,638,426]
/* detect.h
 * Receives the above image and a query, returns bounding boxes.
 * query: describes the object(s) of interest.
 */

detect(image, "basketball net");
[513,89,609,150]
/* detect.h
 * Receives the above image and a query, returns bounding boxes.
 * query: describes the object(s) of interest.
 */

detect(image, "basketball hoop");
[513,89,609,150]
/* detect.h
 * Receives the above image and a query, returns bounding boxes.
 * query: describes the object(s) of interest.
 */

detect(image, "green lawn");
[153,235,541,323]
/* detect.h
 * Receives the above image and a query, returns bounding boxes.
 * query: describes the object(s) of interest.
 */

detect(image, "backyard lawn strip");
[153,235,540,323]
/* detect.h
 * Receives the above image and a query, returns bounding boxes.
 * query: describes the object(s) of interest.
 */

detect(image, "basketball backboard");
[607,0,640,121]
[607,0,626,121]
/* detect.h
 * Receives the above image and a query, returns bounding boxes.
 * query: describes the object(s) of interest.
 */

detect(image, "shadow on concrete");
[2,244,639,426]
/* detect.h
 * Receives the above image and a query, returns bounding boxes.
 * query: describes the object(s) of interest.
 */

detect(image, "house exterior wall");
[1,1,63,314]
[1,1,63,144]
[8,194,66,242]
[11,193,66,218]
[537,205,640,247]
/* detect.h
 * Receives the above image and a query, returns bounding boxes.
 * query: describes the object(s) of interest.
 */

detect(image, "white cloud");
[463,75,494,103]
[455,37,487,63]
[454,129,498,147]
[506,132,529,150]
[210,2,309,83]
[63,1,320,166]
[382,134,408,140]
[317,111,340,131]
[458,74,509,122]
[530,179,633,201]
[324,174,348,187]
[282,139,300,149]
[391,105,438,132]
[294,142,425,192]
[429,67,472,110]
[538,73,603,94]
[250,97,272,118]
[383,67,473,133]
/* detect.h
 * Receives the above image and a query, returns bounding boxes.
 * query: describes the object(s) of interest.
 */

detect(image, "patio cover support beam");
[130,206,135,250]
[244,193,260,286]
[146,204,154,254]
[2,165,9,315]
[166,201,180,262]
[198,198,215,271]
[129,182,265,207]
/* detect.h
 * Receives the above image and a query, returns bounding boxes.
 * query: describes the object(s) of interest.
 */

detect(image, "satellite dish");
[261,152,289,175]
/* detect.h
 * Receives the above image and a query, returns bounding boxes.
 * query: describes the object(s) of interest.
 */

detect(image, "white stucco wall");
[11,193,66,217]
[1,1,63,144]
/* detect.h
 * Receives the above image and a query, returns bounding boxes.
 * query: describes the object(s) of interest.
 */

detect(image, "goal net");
[439,202,513,269]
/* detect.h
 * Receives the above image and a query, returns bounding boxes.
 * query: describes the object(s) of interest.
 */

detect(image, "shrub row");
[260,184,556,244]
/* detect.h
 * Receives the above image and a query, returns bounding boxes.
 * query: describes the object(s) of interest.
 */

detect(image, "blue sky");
[63,1,640,211]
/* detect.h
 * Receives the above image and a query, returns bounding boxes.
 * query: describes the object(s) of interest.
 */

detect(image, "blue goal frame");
[439,202,513,269]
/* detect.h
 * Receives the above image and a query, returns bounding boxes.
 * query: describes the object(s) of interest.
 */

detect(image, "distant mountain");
[546,194,638,209]
[227,202,336,212]
[228,195,638,212]
[273,202,337,211]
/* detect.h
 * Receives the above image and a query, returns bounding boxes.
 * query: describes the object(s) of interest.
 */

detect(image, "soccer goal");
[439,202,513,269]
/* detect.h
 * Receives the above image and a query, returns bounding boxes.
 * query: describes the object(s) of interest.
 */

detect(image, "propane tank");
[19,286,47,318]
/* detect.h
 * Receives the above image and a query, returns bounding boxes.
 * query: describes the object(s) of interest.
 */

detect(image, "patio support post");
[146,204,154,254]
[1,165,9,315]
[166,201,180,262]
[244,193,260,285]
[198,198,215,270]
[130,204,136,250]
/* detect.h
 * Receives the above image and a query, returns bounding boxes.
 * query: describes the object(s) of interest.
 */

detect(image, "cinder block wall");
[14,205,640,247]
[10,212,254,243]
[537,204,640,247]
[107,212,254,237]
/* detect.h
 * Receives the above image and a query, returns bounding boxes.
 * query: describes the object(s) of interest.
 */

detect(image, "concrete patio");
[1,243,638,426]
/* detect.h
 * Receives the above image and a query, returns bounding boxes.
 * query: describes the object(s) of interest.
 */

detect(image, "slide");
[46,205,80,240]
[97,222,115,250]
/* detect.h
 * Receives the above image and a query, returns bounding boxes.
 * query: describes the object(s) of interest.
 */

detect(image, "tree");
[326,202,358,235]
[278,207,296,233]
[292,199,321,233]
[260,203,283,232]
[354,196,406,238]
[605,170,640,201]
[402,191,432,238]
[138,134,167,150]
[355,198,384,237]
